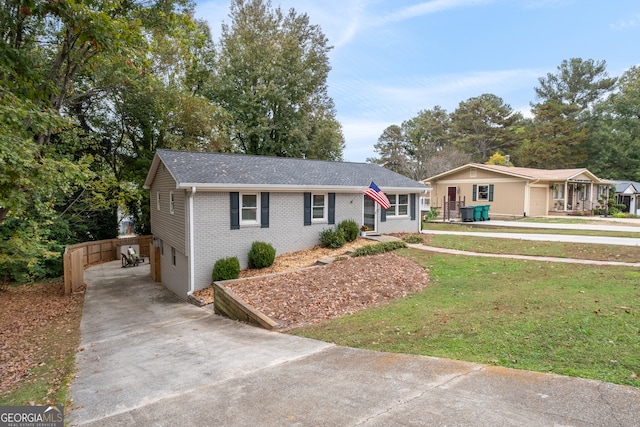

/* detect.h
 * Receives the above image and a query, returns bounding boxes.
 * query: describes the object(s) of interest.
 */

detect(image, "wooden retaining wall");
[213,280,278,330]
[63,235,153,294]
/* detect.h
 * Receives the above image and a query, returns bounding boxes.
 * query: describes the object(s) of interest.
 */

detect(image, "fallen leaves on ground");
[0,281,84,401]
[227,252,430,330]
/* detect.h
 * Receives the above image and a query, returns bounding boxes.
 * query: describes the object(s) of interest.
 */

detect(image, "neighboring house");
[143,149,430,299]
[422,163,613,218]
[615,181,640,215]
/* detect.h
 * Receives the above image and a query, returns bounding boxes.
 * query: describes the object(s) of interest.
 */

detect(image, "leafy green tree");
[368,125,409,174]
[522,58,617,169]
[1,0,212,279]
[534,58,617,112]
[450,94,523,161]
[519,100,588,169]
[208,0,343,159]
[585,66,640,180]
[402,106,451,180]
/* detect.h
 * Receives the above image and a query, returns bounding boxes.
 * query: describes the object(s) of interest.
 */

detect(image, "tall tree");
[402,106,451,180]
[368,125,409,174]
[585,66,640,180]
[534,58,617,112]
[450,94,523,161]
[209,0,343,159]
[521,58,617,169]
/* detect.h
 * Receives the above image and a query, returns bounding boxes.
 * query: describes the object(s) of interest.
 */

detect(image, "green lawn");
[290,248,640,386]
[422,234,640,263]
[423,222,640,238]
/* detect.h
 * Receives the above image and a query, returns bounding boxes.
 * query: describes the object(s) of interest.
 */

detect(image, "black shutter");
[472,184,477,202]
[230,192,240,230]
[381,205,386,222]
[489,184,494,202]
[328,193,336,225]
[304,192,311,226]
[261,192,269,228]
[411,193,416,220]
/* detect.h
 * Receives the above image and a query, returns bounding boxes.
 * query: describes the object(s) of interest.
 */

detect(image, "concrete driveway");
[70,260,640,426]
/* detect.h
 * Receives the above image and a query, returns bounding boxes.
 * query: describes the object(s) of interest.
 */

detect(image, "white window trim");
[156,191,161,211]
[169,191,175,215]
[171,247,176,266]
[312,193,327,223]
[386,194,410,217]
[240,193,260,226]
[477,185,490,201]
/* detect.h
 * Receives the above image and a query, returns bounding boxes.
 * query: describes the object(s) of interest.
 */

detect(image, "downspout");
[188,186,196,295]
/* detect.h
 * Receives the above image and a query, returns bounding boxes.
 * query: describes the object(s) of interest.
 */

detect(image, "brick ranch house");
[143,149,430,299]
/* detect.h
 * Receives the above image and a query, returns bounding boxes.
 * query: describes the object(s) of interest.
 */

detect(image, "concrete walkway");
[70,256,640,426]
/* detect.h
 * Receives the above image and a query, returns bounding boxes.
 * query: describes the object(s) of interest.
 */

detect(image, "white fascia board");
[176,183,428,193]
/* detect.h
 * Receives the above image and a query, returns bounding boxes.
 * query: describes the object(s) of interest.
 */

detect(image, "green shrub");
[319,228,346,248]
[248,241,276,268]
[350,241,407,257]
[424,207,439,221]
[402,234,424,244]
[212,256,240,281]
[337,219,359,242]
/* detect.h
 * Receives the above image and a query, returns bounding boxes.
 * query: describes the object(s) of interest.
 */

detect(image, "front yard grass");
[422,234,640,263]
[290,248,640,387]
[423,222,640,238]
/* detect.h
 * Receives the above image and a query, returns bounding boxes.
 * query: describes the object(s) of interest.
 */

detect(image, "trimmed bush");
[402,234,424,244]
[248,241,276,268]
[319,227,346,248]
[212,256,240,281]
[350,241,407,257]
[337,219,359,242]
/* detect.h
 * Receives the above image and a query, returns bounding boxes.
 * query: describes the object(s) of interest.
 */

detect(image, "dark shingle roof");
[615,181,640,193]
[146,149,428,191]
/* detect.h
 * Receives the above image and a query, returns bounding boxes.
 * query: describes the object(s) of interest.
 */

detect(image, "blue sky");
[195,0,640,162]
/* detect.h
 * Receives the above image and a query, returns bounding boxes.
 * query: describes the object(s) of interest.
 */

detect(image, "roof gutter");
[187,186,196,295]
[175,183,430,193]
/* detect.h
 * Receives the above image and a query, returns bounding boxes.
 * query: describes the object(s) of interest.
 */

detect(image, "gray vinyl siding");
[190,192,363,292]
[149,163,186,254]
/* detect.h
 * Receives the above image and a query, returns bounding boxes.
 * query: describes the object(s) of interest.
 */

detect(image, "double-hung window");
[169,191,175,214]
[312,194,326,221]
[156,191,161,210]
[241,193,259,225]
[386,194,409,217]
[473,184,494,202]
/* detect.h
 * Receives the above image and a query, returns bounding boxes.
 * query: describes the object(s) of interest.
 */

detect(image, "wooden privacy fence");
[63,235,153,294]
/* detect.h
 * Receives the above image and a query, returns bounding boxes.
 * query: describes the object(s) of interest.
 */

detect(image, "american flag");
[364,181,391,209]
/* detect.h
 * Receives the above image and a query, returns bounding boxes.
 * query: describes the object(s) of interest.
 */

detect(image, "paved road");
[69,259,640,426]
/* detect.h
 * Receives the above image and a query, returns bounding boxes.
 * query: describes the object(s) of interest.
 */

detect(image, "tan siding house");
[423,164,613,219]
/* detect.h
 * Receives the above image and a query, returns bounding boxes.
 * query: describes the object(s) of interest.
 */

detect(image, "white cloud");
[375,0,493,25]
[611,14,640,31]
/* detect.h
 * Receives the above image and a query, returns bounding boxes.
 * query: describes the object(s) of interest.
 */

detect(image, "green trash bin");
[472,205,482,221]
[481,205,490,221]
[460,206,474,222]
